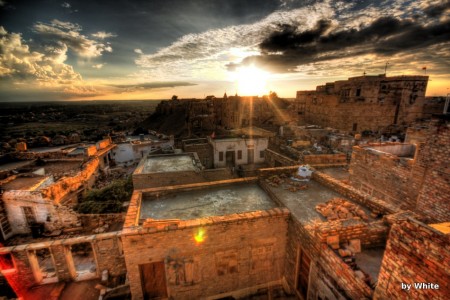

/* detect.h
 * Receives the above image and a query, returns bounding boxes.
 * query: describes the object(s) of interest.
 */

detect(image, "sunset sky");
[0,0,449,101]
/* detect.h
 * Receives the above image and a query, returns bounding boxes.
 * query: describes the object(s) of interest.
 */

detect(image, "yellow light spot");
[194,228,206,243]
[229,66,269,96]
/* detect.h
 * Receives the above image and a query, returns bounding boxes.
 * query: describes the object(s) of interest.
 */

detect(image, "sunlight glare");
[230,66,269,96]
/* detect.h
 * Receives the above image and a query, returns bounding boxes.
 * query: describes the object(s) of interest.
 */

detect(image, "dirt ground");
[23,279,100,300]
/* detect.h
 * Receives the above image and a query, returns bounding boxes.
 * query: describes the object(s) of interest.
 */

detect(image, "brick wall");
[313,171,400,215]
[304,153,347,165]
[414,118,450,222]
[349,145,422,210]
[121,208,289,300]
[316,219,388,248]
[374,217,450,299]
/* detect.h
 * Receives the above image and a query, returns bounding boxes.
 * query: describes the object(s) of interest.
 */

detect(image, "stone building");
[292,74,429,132]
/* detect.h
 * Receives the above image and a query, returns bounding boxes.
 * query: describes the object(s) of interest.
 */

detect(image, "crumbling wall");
[374,216,450,299]
[348,145,421,210]
[122,208,289,300]
[2,191,53,234]
[316,219,388,248]
[0,231,126,294]
[2,190,81,235]
[12,151,74,160]
[79,213,125,232]
[283,216,385,300]
[40,158,99,204]
[314,246,373,299]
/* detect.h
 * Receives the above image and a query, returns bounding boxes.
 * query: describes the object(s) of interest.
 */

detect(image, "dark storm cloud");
[237,12,450,72]
[423,0,450,17]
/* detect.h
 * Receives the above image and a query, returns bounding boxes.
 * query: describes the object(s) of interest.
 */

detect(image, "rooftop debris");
[316,198,368,221]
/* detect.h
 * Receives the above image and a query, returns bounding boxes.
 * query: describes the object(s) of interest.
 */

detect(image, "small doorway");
[22,206,36,226]
[352,123,358,132]
[140,262,168,300]
[247,148,254,164]
[68,242,97,281]
[225,151,235,167]
[295,247,311,299]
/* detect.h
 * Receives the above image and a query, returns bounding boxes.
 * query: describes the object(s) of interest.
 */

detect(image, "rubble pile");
[336,244,375,289]
[316,198,368,221]
[285,181,309,192]
[265,174,287,187]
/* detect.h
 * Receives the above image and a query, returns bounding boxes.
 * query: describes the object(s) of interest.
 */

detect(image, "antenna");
[384,61,389,75]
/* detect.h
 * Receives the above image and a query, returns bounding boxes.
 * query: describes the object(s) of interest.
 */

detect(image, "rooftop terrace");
[135,153,198,174]
[141,182,276,220]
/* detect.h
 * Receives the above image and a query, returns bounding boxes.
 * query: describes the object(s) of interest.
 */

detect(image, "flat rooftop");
[266,179,375,224]
[141,183,276,220]
[1,175,51,191]
[139,154,197,173]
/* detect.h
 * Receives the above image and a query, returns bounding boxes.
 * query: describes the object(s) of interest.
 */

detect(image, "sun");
[230,66,269,96]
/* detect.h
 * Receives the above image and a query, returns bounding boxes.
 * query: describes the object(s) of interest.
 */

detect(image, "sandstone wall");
[40,158,98,204]
[122,208,289,300]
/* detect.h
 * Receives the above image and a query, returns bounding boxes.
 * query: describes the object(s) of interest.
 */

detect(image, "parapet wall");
[313,171,400,215]
[264,149,297,167]
[304,153,347,166]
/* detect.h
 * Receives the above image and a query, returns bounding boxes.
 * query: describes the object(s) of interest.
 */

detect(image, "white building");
[208,136,268,168]
[111,139,174,167]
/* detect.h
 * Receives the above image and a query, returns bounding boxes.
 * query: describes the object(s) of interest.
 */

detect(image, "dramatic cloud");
[92,63,104,69]
[135,0,450,78]
[135,2,334,79]
[0,26,81,83]
[33,19,113,58]
[246,13,450,72]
